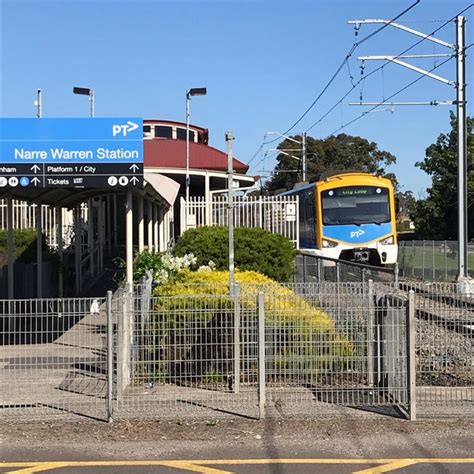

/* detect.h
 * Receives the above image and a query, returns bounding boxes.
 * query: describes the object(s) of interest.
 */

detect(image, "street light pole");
[185,87,207,231]
[34,89,42,118]
[302,132,307,182]
[90,89,95,118]
[226,130,235,295]
[73,87,94,118]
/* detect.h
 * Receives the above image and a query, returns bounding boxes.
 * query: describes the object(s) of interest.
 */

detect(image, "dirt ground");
[1,416,473,462]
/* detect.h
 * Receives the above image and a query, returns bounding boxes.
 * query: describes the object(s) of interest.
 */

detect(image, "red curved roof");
[144,139,249,173]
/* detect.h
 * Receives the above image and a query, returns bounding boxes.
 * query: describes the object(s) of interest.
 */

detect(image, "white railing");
[0,199,82,248]
[180,195,299,247]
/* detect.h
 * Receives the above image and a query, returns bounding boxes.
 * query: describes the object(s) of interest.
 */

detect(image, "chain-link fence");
[294,252,398,284]
[398,240,474,281]
[1,281,471,422]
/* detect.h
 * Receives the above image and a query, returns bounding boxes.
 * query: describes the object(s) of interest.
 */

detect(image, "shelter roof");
[0,173,179,209]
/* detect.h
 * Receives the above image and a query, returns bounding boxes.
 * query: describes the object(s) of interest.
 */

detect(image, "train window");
[322,186,390,225]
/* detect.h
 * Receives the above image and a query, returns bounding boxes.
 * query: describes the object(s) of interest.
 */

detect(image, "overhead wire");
[264,0,422,142]
[304,3,473,133]
[329,55,455,136]
[246,0,423,165]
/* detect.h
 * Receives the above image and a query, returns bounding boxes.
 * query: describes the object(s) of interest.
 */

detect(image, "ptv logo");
[112,121,139,137]
[350,229,365,239]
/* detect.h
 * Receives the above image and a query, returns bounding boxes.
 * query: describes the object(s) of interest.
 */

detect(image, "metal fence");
[0,296,107,421]
[1,281,471,422]
[180,195,300,247]
[398,240,474,281]
[294,252,398,284]
[400,281,473,415]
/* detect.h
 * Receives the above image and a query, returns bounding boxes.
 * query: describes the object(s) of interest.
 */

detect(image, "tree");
[265,133,397,192]
[411,112,473,240]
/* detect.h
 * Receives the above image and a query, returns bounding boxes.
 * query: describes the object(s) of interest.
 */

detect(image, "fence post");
[317,257,322,282]
[106,290,114,423]
[302,254,307,283]
[257,291,266,420]
[362,268,366,285]
[444,240,448,281]
[117,285,132,397]
[422,240,426,280]
[233,283,241,394]
[394,262,399,286]
[432,240,436,281]
[367,279,374,387]
[407,290,416,420]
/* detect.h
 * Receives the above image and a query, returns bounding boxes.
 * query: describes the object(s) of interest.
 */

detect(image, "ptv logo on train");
[350,229,365,239]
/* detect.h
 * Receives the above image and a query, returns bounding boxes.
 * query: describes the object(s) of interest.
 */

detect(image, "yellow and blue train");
[281,171,398,265]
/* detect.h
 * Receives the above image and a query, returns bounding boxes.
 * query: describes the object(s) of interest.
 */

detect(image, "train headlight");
[322,239,338,248]
[380,235,394,245]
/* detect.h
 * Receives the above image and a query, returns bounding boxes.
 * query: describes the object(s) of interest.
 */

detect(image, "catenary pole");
[456,16,467,280]
[348,15,469,283]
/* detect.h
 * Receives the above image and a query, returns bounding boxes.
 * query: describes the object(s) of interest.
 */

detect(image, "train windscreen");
[321,186,390,225]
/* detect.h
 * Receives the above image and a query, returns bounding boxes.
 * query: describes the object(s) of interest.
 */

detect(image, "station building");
[0,119,257,298]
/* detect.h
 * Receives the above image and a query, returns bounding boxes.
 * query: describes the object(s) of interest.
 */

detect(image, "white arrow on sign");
[31,177,41,186]
[31,165,41,174]
[129,164,140,173]
[130,176,139,185]
[126,121,139,133]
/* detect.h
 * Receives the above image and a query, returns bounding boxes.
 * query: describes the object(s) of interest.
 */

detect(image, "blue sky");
[1,0,472,195]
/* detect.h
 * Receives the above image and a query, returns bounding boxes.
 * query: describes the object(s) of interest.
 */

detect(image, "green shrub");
[132,251,164,283]
[0,228,58,266]
[173,226,297,281]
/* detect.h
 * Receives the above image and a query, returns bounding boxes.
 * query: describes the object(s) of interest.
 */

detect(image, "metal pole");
[74,206,80,294]
[407,290,416,421]
[367,279,374,386]
[185,91,190,232]
[226,130,235,294]
[87,199,94,278]
[36,203,42,298]
[36,89,42,118]
[56,207,63,297]
[456,16,468,281]
[302,132,307,182]
[90,89,95,118]
[233,283,241,393]
[257,291,266,420]
[106,290,114,423]
[7,197,14,299]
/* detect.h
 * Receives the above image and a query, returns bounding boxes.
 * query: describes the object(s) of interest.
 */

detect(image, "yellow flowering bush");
[147,269,351,386]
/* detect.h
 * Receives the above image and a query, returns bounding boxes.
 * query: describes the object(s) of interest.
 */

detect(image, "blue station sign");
[0,118,144,189]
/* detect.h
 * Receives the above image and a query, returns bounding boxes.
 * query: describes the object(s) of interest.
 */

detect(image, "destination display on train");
[0,118,144,189]
[323,186,388,197]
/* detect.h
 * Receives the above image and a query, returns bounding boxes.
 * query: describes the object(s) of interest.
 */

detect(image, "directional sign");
[0,118,144,188]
